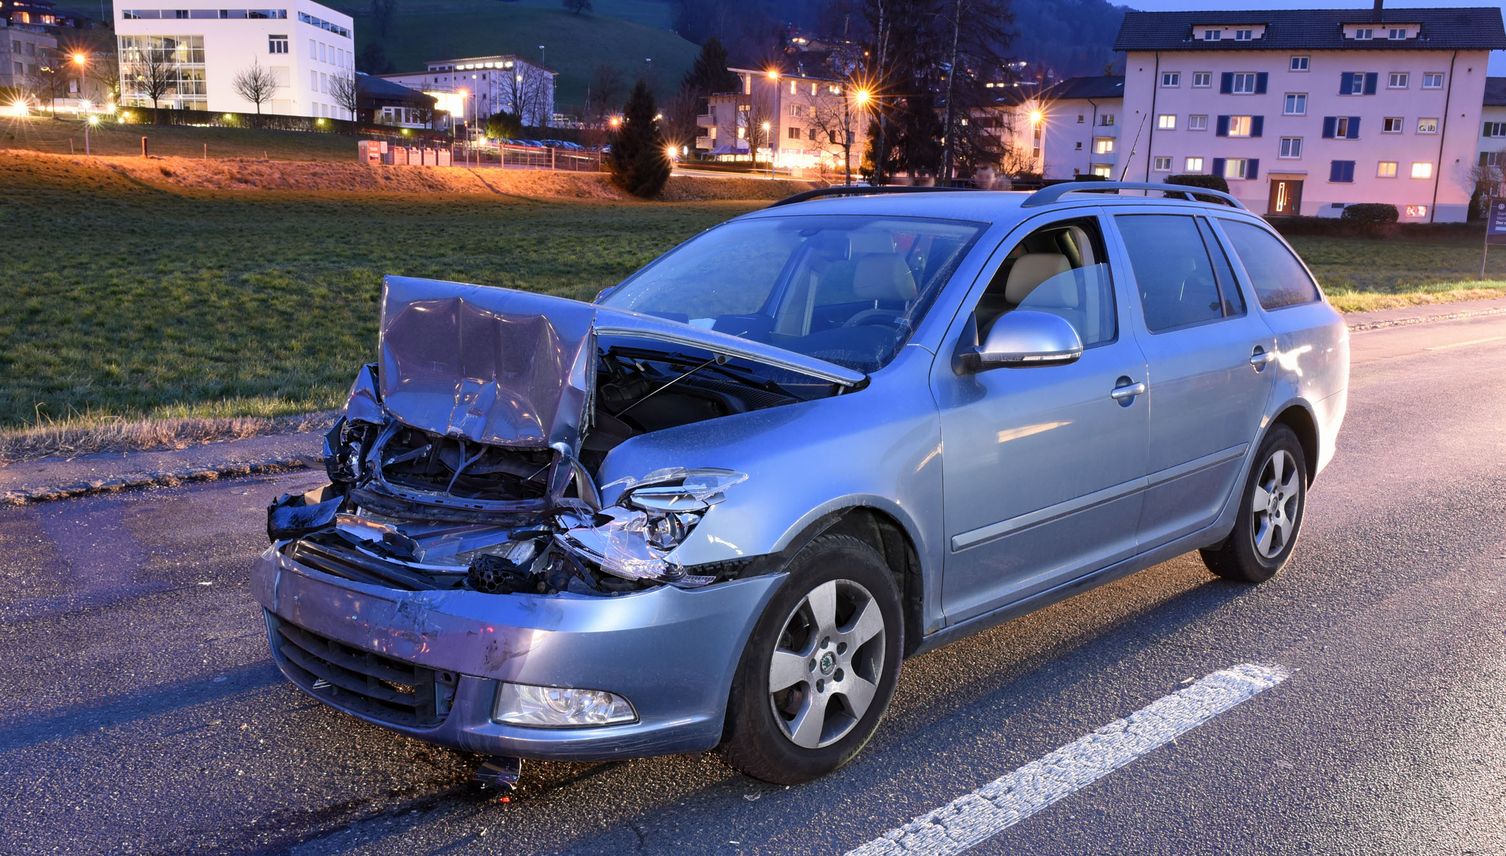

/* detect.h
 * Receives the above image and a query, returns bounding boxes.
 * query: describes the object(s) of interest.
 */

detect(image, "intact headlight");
[493,682,636,727]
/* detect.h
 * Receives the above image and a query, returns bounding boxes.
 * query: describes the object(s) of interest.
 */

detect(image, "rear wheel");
[719,534,902,784]
[1201,424,1308,583]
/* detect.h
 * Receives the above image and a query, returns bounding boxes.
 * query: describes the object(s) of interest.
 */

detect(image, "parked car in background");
[253,182,1348,787]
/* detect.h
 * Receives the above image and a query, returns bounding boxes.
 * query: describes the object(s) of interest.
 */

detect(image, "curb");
[1344,297,1506,332]
[1,454,317,507]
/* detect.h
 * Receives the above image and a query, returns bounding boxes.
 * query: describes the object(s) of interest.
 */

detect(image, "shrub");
[1166,173,1230,193]
[607,79,671,199]
[1340,203,1399,225]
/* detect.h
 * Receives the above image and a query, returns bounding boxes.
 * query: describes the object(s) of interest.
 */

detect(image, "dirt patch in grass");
[5,150,815,201]
[0,411,337,465]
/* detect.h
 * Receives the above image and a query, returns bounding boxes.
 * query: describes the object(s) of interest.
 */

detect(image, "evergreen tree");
[609,80,672,199]
[680,37,740,106]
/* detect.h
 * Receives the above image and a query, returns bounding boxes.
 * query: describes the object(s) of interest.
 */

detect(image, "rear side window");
[1115,214,1234,332]
[1220,220,1322,309]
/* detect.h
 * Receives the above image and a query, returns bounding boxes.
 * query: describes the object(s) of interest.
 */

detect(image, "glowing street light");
[765,68,780,81]
[6,98,29,118]
[854,87,872,108]
[608,115,621,129]
[72,51,88,67]
[1029,108,1044,125]
[84,111,99,154]
[664,143,678,162]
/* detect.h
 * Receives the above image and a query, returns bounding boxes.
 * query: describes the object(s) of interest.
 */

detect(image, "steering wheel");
[843,308,904,328]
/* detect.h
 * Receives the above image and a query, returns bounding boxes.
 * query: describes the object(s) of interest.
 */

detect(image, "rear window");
[1221,220,1322,309]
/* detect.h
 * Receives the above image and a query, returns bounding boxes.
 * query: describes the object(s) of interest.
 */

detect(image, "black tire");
[719,533,903,785]
[1200,424,1308,583]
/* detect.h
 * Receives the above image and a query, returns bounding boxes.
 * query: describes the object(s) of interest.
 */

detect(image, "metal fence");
[451,142,606,172]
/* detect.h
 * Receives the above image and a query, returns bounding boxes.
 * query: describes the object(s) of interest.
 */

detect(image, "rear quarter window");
[1221,220,1322,309]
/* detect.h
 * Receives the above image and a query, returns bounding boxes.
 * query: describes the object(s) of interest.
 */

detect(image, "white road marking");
[1425,335,1506,351]
[846,663,1291,856]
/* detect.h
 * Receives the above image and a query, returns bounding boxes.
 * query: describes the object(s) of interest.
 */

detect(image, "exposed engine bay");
[267,277,856,597]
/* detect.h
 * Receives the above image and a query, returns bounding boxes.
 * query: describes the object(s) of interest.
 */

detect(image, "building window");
[1161,71,1180,88]
[310,69,318,91]
[1203,29,1221,40]
[1330,160,1356,182]
[1377,161,1398,178]
[1284,93,1307,115]
[1226,115,1254,137]
[1484,121,1506,138]
[1222,158,1253,179]
[1279,137,1302,159]
[1188,114,1208,131]
[1231,72,1258,94]
[1100,113,1115,126]
[1290,55,1309,72]
[1417,117,1439,134]
[1185,156,1204,172]
[1075,141,1083,150]
[1324,116,1359,139]
[1354,27,1374,40]
[1090,164,1112,178]
[1340,72,1369,95]
[1388,27,1408,39]
[1157,113,1177,130]
[1153,156,1172,171]
[1383,116,1403,133]
[268,34,288,54]
[1387,72,1408,89]
[1093,137,1115,155]
[1076,113,1084,124]
[1422,72,1444,89]
[1411,162,1433,179]
[787,126,800,140]
[1192,71,1211,88]
[1234,28,1254,41]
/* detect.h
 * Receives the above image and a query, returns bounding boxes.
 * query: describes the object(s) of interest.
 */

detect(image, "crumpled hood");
[379,276,596,450]
[377,275,866,453]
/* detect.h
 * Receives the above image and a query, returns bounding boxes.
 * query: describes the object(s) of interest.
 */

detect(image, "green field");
[3,155,1503,435]
[0,157,751,431]
[0,115,361,160]
[328,0,698,108]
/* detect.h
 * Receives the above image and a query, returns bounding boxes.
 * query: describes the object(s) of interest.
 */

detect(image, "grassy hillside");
[329,0,698,109]
[0,116,361,160]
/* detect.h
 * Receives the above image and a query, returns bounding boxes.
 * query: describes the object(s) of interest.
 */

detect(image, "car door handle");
[1110,380,1147,401]
[1249,346,1275,370]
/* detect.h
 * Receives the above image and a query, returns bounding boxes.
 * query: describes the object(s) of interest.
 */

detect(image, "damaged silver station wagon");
[253,182,1348,787]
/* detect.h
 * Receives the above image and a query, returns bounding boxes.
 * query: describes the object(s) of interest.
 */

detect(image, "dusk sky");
[1124,0,1506,71]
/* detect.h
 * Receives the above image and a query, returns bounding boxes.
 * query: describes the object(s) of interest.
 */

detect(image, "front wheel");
[719,534,903,784]
[1200,424,1308,583]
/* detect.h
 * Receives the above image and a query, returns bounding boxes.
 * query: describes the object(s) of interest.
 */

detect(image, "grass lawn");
[0,115,361,160]
[0,157,753,432]
[3,153,1502,437]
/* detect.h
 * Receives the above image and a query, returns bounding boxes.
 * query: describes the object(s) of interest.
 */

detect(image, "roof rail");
[769,184,979,207]
[1021,181,1247,210]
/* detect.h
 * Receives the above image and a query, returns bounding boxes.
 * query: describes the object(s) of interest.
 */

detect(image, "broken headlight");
[556,469,747,586]
[493,682,636,727]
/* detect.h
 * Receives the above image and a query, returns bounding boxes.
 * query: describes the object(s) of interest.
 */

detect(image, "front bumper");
[252,545,782,761]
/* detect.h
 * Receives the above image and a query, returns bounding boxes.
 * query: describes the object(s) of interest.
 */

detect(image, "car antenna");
[613,353,728,419]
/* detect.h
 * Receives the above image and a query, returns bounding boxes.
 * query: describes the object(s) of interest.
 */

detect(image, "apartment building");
[1479,77,1506,175]
[380,55,555,129]
[1038,75,1125,179]
[1113,6,1506,223]
[698,67,873,175]
[1,17,55,91]
[113,0,353,118]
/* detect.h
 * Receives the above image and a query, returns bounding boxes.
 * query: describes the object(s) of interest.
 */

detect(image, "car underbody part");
[268,277,843,597]
[473,756,523,794]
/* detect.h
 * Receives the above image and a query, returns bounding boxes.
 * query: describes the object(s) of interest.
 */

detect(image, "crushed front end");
[252,277,821,761]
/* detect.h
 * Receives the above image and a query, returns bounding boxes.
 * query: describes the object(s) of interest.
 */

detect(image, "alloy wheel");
[767,579,887,749]
[1251,449,1301,559]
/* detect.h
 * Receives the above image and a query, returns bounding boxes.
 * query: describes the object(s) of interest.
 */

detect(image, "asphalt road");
[2,313,1503,855]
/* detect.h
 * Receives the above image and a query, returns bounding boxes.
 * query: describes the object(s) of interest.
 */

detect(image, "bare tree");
[504,64,550,128]
[799,87,870,182]
[329,71,360,122]
[30,63,67,119]
[232,59,277,119]
[121,41,176,123]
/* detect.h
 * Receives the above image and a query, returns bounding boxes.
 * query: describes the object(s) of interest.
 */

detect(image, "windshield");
[599,215,986,372]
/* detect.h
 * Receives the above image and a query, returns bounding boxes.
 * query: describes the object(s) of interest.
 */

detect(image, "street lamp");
[84,112,99,154]
[538,45,546,65]
[761,120,772,177]
[763,68,781,177]
[1029,107,1045,176]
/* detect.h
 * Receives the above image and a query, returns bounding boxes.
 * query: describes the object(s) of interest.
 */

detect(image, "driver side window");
[975,217,1118,348]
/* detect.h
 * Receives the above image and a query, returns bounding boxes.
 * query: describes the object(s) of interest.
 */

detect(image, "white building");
[113,0,354,118]
[1114,6,1506,222]
[1,17,56,93]
[380,55,555,129]
[698,67,873,176]
[1013,75,1126,180]
[1478,77,1506,177]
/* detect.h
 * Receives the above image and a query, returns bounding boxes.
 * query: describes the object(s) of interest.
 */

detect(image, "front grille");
[268,613,456,728]
[284,533,454,591]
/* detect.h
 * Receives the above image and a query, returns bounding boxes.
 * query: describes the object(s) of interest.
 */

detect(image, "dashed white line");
[1424,335,1506,351]
[846,663,1291,856]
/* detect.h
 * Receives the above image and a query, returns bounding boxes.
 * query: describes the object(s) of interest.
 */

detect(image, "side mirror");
[959,310,1083,372]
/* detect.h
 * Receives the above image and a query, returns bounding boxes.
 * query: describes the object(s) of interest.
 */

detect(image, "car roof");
[741,188,1247,228]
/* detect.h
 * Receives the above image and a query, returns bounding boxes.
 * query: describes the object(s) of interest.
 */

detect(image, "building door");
[1268,179,1303,216]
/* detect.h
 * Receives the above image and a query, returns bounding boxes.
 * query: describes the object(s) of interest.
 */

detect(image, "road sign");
[1490,199,1506,238]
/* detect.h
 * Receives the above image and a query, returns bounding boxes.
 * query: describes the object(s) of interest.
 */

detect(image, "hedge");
[1166,173,1230,193]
